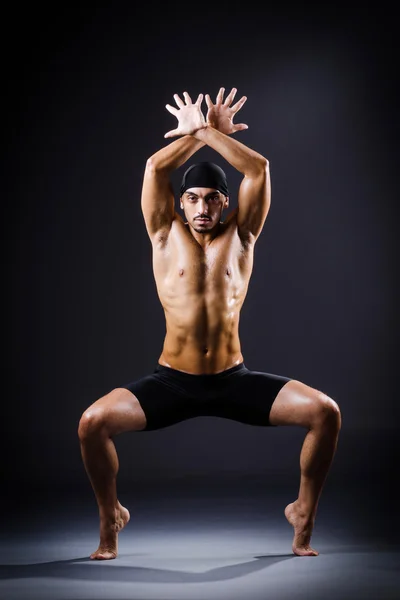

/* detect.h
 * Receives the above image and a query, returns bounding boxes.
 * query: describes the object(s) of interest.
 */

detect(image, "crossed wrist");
[193,123,209,139]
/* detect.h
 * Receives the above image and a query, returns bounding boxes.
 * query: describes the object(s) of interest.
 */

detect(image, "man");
[78,87,341,560]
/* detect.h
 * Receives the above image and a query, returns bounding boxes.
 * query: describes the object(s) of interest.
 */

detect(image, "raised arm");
[141,137,204,242]
[165,87,270,242]
[142,88,248,243]
[141,93,205,242]
[193,124,270,241]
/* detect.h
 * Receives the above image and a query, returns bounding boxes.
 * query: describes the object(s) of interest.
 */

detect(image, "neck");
[186,221,222,248]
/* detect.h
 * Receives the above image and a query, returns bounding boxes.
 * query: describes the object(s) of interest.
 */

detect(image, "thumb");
[233,123,248,132]
[164,129,180,138]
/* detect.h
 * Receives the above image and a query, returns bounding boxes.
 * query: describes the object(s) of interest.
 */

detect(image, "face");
[180,187,229,233]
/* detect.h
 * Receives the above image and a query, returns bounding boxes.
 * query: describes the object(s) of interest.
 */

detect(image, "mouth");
[195,219,210,224]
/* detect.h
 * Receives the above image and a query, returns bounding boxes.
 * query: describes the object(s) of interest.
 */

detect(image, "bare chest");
[152,223,253,293]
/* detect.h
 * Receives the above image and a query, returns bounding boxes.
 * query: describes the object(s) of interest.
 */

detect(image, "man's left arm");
[193,125,271,241]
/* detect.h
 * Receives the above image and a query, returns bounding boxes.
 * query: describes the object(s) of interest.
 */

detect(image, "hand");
[164,92,206,138]
[205,87,248,135]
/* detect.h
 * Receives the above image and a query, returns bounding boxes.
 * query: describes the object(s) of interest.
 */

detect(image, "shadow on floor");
[0,553,296,583]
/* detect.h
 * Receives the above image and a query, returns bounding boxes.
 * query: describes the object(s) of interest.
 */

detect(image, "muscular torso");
[153,214,255,374]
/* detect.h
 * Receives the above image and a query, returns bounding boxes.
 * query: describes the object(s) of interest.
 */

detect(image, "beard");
[193,221,212,233]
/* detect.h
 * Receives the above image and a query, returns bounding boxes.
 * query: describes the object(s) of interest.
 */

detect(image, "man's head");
[179,162,229,233]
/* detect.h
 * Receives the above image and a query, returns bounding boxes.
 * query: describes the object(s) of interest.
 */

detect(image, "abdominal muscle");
[158,301,244,374]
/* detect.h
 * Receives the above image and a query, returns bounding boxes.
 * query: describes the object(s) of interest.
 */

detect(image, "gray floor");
[1,478,398,600]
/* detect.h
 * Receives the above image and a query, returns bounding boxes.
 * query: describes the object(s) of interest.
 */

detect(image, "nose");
[197,199,209,215]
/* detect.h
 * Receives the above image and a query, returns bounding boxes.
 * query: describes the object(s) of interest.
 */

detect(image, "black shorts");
[119,362,292,431]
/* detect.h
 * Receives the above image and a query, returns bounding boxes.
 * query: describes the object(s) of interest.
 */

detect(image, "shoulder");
[223,207,257,246]
[150,211,185,248]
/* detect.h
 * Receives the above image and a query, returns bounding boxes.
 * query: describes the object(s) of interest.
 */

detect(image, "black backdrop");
[5,3,399,497]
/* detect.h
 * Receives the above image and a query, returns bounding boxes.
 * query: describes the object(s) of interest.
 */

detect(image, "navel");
[203,347,209,355]
[226,268,231,277]
[179,269,184,276]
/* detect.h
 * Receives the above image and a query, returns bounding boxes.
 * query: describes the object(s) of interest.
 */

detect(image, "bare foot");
[90,501,130,560]
[284,501,319,556]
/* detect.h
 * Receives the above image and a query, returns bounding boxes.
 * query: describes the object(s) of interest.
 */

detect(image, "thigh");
[121,373,198,431]
[86,387,148,434]
[213,368,293,427]
[269,379,333,427]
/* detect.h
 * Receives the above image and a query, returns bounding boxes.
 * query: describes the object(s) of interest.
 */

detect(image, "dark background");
[6,3,398,500]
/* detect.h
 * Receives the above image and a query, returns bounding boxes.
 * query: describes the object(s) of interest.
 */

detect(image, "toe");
[90,550,117,560]
[293,546,319,556]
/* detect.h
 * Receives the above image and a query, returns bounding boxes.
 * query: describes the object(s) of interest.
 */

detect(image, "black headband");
[180,162,229,197]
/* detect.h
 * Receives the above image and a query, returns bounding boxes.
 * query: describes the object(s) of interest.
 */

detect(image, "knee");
[78,405,108,441]
[311,392,341,430]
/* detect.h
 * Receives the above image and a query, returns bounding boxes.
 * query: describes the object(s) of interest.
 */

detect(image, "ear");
[224,196,229,208]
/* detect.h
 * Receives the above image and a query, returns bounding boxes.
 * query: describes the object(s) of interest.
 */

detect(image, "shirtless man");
[78,87,341,560]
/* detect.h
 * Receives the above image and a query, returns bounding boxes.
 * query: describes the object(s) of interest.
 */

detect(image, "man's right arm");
[141,135,204,243]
